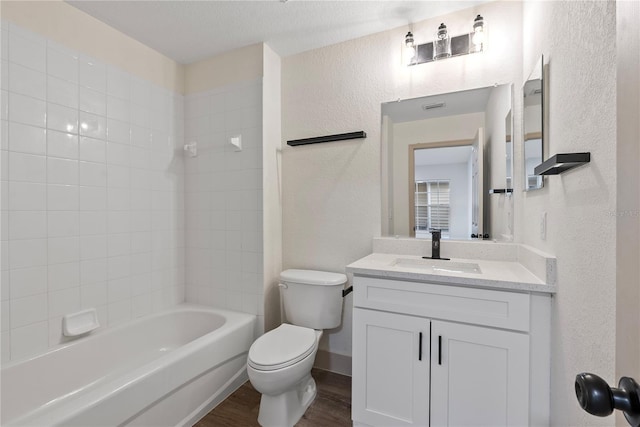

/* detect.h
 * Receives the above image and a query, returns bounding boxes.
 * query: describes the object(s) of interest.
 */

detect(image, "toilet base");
[257,374,317,427]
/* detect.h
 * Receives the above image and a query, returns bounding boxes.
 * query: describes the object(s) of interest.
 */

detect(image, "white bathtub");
[1,304,256,426]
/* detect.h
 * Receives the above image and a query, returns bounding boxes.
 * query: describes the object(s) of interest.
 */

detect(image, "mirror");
[505,110,513,190]
[523,56,543,191]
[381,84,512,240]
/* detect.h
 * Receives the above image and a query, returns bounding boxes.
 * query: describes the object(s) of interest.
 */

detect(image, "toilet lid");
[248,324,317,371]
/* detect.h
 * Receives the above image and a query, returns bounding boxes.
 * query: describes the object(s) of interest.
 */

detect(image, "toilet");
[247,269,347,427]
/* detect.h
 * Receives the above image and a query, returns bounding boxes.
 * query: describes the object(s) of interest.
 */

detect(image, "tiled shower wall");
[0,22,185,363]
[183,81,264,327]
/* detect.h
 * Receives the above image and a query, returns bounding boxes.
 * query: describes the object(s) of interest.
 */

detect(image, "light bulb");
[472,15,484,52]
[404,32,416,65]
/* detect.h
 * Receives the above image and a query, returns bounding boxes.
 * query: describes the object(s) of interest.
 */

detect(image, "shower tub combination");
[1,304,256,426]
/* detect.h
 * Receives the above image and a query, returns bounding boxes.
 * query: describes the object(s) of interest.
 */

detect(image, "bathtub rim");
[2,303,256,426]
[1,303,252,370]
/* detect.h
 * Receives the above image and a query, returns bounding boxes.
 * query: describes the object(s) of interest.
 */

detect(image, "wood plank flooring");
[195,369,352,427]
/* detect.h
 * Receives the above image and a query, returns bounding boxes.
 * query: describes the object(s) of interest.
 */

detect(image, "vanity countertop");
[346,253,556,294]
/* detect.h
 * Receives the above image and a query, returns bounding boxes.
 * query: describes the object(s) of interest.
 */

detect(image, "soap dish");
[62,308,100,337]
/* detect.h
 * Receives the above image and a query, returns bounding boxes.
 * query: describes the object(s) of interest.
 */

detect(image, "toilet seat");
[248,324,318,371]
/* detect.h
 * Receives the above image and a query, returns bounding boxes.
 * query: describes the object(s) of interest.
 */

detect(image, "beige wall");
[520,1,617,425]
[184,44,263,95]
[262,44,283,333]
[282,1,523,360]
[1,0,183,93]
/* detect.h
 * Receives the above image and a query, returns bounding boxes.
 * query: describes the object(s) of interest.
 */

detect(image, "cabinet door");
[352,308,430,426]
[431,321,529,427]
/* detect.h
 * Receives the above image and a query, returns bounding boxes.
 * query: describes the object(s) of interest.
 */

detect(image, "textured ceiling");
[66,0,489,64]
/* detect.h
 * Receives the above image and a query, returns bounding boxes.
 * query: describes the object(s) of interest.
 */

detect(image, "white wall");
[262,44,283,333]
[282,0,522,365]
[415,162,470,240]
[0,21,185,363]
[520,1,617,425]
[391,112,485,237]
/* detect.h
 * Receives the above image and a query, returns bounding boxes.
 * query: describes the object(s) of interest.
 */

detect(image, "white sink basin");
[392,258,482,274]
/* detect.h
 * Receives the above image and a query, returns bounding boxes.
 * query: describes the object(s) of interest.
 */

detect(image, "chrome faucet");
[423,229,450,260]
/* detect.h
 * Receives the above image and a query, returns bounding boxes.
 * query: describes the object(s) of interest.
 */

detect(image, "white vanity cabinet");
[351,276,551,427]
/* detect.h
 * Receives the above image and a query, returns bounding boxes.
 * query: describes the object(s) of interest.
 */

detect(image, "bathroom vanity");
[347,246,555,427]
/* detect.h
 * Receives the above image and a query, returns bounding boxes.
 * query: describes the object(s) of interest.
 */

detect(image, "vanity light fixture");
[434,23,451,59]
[405,14,485,66]
[404,31,416,66]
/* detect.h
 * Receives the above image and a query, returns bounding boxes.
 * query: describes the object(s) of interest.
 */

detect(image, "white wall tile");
[47,211,79,237]
[9,32,45,72]
[79,111,106,140]
[9,239,47,269]
[47,103,78,134]
[79,86,106,117]
[107,96,130,122]
[79,55,106,93]
[47,237,79,265]
[108,276,131,302]
[47,42,78,83]
[107,66,130,100]
[79,161,107,187]
[10,266,47,299]
[48,261,80,292]
[9,182,46,210]
[107,298,131,325]
[9,92,46,127]
[79,211,107,236]
[80,282,107,308]
[10,293,47,328]
[107,119,130,144]
[9,151,46,183]
[48,287,80,318]
[80,258,107,286]
[80,186,106,211]
[9,211,46,240]
[9,62,46,100]
[47,184,79,211]
[5,24,186,363]
[79,136,106,163]
[47,157,78,185]
[106,142,130,166]
[9,121,46,155]
[80,235,107,260]
[47,130,78,159]
[47,76,77,108]
[10,321,48,360]
[107,164,130,188]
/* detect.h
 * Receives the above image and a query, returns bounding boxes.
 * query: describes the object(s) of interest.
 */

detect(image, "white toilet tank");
[280,269,347,329]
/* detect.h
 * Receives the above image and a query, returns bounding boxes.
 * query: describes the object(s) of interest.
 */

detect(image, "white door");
[431,321,529,427]
[352,308,430,427]
[471,128,484,236]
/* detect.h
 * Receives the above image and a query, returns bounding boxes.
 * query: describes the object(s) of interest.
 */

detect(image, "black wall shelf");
[287,131,367,147]
[534,152,591,176]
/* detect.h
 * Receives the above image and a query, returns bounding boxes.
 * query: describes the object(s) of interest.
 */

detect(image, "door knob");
[575,373,640,426]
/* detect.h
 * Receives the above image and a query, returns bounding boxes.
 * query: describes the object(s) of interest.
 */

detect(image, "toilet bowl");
[246,269,347,427]
[247,324,323,427]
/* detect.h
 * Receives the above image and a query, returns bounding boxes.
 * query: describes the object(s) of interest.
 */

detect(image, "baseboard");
[314,349,352,376]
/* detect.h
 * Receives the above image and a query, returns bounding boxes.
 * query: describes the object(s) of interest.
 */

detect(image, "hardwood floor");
[195,369,352,427]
